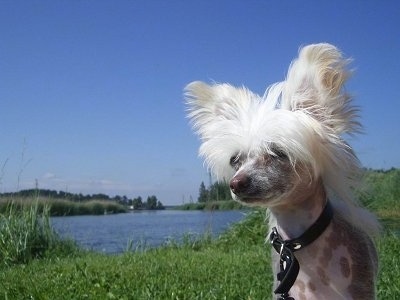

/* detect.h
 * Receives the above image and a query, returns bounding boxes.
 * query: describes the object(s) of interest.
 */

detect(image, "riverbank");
[0,197,127,216]
[0,197,244,217]
[176,200,244,210]
[1,206,400,298]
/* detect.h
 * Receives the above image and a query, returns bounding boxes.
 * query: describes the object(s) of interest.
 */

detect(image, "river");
[51,210,247,254]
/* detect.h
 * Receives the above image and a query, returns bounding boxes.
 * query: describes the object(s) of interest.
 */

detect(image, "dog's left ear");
[281,43,359,134]
[184,81,255,137]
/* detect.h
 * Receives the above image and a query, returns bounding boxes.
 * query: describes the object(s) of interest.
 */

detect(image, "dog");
[185,43,379,299]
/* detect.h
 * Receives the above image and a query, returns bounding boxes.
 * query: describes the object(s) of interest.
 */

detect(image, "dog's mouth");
[231,194,270,205]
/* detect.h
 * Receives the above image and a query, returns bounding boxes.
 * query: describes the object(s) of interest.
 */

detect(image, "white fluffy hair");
[185,43,379,237]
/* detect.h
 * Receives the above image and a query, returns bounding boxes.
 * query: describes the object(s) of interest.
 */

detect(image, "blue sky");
[0,1,399,205]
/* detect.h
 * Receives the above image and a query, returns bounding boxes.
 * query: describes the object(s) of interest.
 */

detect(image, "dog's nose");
[230,174,250,195]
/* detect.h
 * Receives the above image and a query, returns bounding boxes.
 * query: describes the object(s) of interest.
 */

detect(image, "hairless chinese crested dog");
[185,43,379,299]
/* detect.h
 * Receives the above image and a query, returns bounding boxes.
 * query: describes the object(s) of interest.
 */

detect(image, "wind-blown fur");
[185,43,379,299]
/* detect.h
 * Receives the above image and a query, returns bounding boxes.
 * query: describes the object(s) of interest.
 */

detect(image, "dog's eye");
[229,154,241,169]
[273,149,287,159]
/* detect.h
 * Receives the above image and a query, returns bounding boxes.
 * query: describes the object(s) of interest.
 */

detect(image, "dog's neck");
[269,180,327,239]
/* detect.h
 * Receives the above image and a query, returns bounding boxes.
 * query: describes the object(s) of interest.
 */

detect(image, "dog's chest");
[271,220,376,300]
[272,240,353,299]
[289,245,354,299]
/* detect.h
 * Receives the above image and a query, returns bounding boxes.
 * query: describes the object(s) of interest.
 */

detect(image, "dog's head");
[185,43,361,207]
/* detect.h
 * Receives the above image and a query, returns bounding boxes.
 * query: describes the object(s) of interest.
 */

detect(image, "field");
[0,169,399,299]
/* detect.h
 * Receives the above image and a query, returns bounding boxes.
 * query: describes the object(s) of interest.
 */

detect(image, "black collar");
[269,201,333,300]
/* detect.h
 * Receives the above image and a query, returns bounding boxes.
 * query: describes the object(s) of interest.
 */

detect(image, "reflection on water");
[51,210,247,254]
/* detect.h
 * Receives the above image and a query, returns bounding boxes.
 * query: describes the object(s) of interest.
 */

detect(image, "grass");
[0,197,127,216]
[358,168,400,215]
[376,233,400,299]
[0,209,272,299]
[1,207,400,299]
[0,241,272,299]
[177,200,244,211]
[2,237,399,299]
[0,201,80,268]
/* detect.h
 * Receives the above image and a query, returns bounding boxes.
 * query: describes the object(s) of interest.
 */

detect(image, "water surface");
[51,210,246,253]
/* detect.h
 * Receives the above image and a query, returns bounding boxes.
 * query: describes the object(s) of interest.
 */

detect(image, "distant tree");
[156,200,165,210]
[132,196,143,210]
[198,182,209,203]
[209,181,231,201]
[146,195,158,209]
[91,193,110,200]
[197,181,231,203]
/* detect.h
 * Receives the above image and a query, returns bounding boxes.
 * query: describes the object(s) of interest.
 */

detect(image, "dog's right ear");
[184,81,255,136]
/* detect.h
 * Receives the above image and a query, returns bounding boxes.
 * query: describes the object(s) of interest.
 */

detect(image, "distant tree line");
[128,195,164,210]
[0,189,165,210]
[197,181,232,203]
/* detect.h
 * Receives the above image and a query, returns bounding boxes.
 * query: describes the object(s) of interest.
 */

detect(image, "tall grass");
[0,200,79,268]
[178,200,244,210]
[358,168,400,215]
[0,197,127,216]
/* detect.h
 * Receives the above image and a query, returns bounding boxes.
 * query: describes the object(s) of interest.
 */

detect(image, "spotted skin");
[271,208,378,300]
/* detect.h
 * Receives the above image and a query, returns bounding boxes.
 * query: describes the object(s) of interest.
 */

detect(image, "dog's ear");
[281,43,359,134]
[184,81,256,135]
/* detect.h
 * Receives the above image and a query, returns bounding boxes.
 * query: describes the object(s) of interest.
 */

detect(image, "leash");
[269,201,333,300]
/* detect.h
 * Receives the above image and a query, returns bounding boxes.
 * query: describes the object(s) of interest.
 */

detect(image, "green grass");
[376,233,400,299]
[0,197,127,216]
[177,200,244,211]
[0,245,272,299]
[0,209,271,299]
[1,236,398,299]
[358,168,400,217]
[1,208,400,299]
[0,201,80,268]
